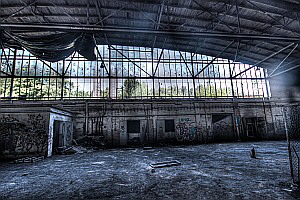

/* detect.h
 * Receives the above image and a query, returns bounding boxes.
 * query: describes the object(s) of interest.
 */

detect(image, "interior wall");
[0,98,290,152]
[0,107,72,159]
[65,99,286,147]
[0,112,49,158]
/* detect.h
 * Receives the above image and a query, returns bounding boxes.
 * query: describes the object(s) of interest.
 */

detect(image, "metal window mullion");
[163,50,167,98]
[174,50,178,97]
[90,61,92,98]
[76,58,79,97]
[256,68,261,97]
[223,62,229,97]
[203,56,207,97]
[152,48,155,97]
[25,58,30,97]
[68,60,72,99]
[121,46,124,99]
[3,49,10,97]
[61,60,65,100]
[83,61,86,98]
[185,52,190,98]
[40,60,45,99]
[18,49,24,97]
[218,63,223,97]
[258,68,265,98]
[240,64,245,98]
[250,66,256,97]
[96,52,99,98]
[168,50,173,97]
[246,71,250,98]
[191,52,196,98]
[55,63,58,99]
[236,64,242,97]
[33,56,37,99]
[10,49,17,98]
[264,69,271,98]
[145,48,149,98]
[212,60,217,97]
[228,61,235,97]
[47,61,51,100]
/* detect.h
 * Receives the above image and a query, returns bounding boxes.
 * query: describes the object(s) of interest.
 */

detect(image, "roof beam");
[1,7,298,36]
[1,0,296,18]
[95,3,130,26]
[1,23,299,42]
[246,0,291,31]
[247,0,298,12]
[235,12,298,62]
[191,2,234,58]
[1,2,298,32]
[130,1,164,30]
[50,2,82,25]
[0,1,37,23]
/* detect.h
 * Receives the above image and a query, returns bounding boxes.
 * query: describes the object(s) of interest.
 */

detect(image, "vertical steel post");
[9,49,17,98]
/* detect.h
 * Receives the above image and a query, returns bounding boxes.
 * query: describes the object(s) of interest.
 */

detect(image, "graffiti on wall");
[0,115,20,154]
[284,106,300,184]
[175,118,213,143]
[175,118,197,142]
[196,122,211,143]
[274,116,285,136]
[213,121,233,140]
[257,119,267,135]
[87,109,106,136]
[212,114,234,141]
[0,114,47,156]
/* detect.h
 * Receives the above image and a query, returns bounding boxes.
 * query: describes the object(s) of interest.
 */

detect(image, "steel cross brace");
[233,42,296,78]
[269,64,300,78]
[194,40,235,77]
[268,43,299,77]
[153,37,168,76]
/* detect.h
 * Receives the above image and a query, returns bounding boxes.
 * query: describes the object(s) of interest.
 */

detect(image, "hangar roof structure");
[0,0,300,78]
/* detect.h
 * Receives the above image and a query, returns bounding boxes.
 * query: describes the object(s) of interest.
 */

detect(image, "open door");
[53,121,73,154]
[212,114,234,142]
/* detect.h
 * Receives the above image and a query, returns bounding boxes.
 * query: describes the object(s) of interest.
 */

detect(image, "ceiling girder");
[1,23,299,42]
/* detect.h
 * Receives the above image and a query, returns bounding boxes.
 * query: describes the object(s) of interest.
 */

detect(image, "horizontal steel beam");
[0,75,266,80]
[1,23,300,42]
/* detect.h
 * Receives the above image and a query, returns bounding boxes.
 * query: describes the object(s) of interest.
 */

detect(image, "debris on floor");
[14,156,44,164]
[75,136,106,148]
[150,160,181,168]
[59,146,89,154]
[124,147,137,151]
[143,147,154,150]
[250,147,256,158]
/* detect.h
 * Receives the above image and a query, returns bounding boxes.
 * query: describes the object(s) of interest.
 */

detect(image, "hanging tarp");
[1,31,96,62]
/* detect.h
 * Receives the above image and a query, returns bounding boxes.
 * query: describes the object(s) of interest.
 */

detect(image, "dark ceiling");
[0,0,300,77]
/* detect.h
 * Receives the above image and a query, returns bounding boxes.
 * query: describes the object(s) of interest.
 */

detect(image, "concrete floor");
[0,141,299,200]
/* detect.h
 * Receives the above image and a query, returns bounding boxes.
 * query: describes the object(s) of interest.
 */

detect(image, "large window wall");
[0,45,269,100]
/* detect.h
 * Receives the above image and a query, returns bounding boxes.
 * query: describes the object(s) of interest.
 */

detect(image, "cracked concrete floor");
[1,140,299,200]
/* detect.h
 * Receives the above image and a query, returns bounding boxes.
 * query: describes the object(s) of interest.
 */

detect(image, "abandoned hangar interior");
[1,0,300,199]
